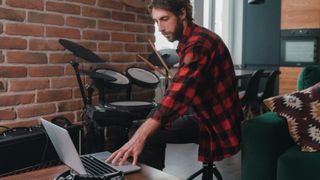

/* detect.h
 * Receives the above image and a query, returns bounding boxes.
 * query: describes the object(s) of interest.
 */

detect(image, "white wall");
[232,0,243,66]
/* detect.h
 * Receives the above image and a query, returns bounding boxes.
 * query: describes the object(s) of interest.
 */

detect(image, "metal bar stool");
[187,162,223,180]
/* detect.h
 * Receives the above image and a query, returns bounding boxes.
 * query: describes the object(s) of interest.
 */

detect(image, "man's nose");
[158,22,165,32]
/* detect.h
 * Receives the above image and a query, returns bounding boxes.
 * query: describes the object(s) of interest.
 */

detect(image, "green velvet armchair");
[242,65,320,180]
[241,112,320,180]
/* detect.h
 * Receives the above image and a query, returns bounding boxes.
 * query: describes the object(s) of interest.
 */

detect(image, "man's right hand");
[106,118,160,166]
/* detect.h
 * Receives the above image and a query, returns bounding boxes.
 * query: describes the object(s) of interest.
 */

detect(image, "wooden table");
[0,164,182,180]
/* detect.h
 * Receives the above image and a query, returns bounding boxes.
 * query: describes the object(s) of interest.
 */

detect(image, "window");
[154,0,243,65]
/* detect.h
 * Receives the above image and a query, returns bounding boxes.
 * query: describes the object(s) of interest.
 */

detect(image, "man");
[107,0,243,170]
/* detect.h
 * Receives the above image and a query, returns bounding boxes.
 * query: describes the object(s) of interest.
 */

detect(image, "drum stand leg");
[126,84,132,100]
[69,60,105,154]
[70,60,88,106]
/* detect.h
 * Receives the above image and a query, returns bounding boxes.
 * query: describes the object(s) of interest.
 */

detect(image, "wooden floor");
[163,144,241,180]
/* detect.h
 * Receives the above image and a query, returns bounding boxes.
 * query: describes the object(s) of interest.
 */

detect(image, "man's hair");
[148,0,193,23]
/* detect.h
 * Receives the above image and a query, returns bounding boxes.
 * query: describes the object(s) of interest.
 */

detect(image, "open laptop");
[40,118,140,176]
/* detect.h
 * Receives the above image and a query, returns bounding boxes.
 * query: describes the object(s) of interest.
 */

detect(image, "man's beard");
[167,19,184,42]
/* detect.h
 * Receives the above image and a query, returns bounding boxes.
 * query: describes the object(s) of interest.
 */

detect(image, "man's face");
[152,8,184,42]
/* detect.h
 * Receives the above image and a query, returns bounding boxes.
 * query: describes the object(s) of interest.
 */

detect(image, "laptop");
[40,118,140,176]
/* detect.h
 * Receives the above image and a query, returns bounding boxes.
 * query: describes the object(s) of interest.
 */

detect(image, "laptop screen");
[40,118,141,175]
[40,118,87,174]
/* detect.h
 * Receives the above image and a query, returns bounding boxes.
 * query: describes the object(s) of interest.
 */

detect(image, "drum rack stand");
[69,60,103,153]
[70,60,91,107]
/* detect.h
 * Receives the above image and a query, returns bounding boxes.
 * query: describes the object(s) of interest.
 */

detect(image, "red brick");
[51,77,78,88]
[98,0,123,10]
[83,30,109,41]
[95,54,110,62]
[136,34,155,42]
[0,51,3,62]
[111,54,136,62]
[10,79,49,91]
[137,14,154,24]
[66,0,96,5]
[5,23,44,36]
[112,11,135,22]
[111,32,135,42]
[125,5,148,14]
[98,42,123,52]
[46,27,80,39]
[82,7,111,18]
[0,108,17,120]
[0,66,27,78]
[17,103,56,118]
[98,20,123,31]
[65,65,76,75]
[66,17,96,28]
[125,24,147,33]
[0,37,27,49]
[37,89,72,103]
[0,80,6,92]
[73,87,82,98]
[29,66,64,77]
[29,39,64,51]
[7,52,47,64]
[46,2,80,15]
[125,43,146,52]
[0,23,3,34]
[49,53,74,64]
[0,7,25,22]
[6,0,44,10]
[43,113,75,123]
[146,25,155,33]
[28,12,64,25]
[58,99,83,112]
[0,93,35,106]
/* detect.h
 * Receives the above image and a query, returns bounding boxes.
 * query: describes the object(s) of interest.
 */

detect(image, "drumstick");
[148,40,173,77]
[137,54,171,79]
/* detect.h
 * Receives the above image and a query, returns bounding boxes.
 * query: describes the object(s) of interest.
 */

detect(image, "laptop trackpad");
[90,151,141,174]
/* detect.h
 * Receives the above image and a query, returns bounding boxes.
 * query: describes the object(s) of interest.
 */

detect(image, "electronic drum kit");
[58,39,178,128]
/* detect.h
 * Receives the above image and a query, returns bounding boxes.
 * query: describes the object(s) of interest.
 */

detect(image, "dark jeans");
[129,115,199,170]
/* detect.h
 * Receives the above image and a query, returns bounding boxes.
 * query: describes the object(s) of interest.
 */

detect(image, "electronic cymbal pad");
[59,39,104,63]
[79,70,116,82]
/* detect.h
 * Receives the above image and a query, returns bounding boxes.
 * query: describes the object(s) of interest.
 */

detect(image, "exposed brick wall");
[0,0,155,127]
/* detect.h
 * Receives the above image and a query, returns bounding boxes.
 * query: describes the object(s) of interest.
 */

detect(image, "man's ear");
[179,8,187,21]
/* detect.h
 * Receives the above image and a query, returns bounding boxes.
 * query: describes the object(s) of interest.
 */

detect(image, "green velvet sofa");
[241,112,320,180]
[297,65,320,91]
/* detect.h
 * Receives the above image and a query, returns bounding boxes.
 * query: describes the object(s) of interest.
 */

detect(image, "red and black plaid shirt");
[148,22,243,162]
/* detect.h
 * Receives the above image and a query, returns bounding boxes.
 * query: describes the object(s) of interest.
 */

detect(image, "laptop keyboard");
[80,155,118,176]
